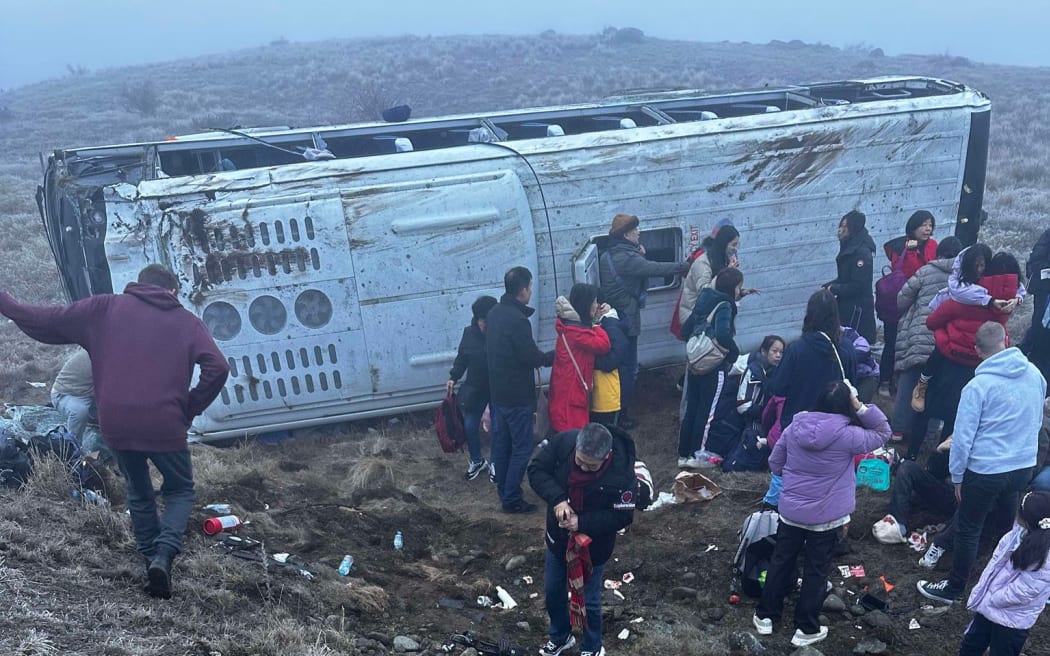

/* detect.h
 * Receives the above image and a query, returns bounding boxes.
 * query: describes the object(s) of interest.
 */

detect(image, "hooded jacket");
[0,284,229,452]
[486,294,554,407]
[592,310,630,414]
[967,523,1050,629]
[599,237,689,338]
[769,404,891,526]
[926,273,1018,367]
[769,332,858,429]
[737,350,777,421]
[527,427,637,566]
[449,323,489,413]
[829,228,877,342]
[894,258,954,372]
[949,347,1046,483]
[681,287,741,365]
[547,297,611,432]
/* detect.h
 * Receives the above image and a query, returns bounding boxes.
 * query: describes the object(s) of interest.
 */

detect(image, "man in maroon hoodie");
[0,264,230,599]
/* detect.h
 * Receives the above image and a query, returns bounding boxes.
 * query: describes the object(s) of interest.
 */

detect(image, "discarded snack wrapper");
[272,553,290,563]
[617,629,630,640]
[622,572,635,584]
[477,596,494,607]
[849,565,866,577]
[838,565,852,578]
[529,593,538,599]
[909,618,921,630]
[604,579,623,590]
[630,617,644,624]
[521,575,533,585]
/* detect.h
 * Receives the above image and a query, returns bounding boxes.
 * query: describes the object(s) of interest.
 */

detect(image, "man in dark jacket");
[598,213,690,427]
[1023,228,1050,386]
[528,423,637,656]
[486,267,554,513]
[825,210,876,343]
[0,264,230,599]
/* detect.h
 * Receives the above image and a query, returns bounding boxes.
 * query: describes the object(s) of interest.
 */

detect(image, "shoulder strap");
[561,333,589,391]
[818,331,846,380]
[706,300,729,324]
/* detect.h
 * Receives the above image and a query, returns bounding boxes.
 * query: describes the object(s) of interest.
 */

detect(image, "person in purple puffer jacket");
[958,491,1050,656]
[752,381,891,648]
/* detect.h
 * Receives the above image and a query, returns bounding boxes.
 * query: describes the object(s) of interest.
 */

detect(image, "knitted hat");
[609,213,640,237]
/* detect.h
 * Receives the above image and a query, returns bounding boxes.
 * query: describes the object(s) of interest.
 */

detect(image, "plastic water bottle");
[72,489,109,506]
[393,530,404,551]
[338,554,354,576]
[203,503,232,514]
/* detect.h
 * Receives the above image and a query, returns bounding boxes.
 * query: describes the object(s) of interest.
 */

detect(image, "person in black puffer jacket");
[448,295,498,481]
[825,210,877,343]
[528,423,637,656]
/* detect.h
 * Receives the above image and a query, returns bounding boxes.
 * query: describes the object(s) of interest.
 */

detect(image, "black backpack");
[0,430,33,488]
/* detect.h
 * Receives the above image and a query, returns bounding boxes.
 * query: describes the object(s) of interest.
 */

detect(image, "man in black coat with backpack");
[528,423,638,656]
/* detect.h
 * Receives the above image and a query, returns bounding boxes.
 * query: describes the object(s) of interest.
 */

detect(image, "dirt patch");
[0,368,1042,656]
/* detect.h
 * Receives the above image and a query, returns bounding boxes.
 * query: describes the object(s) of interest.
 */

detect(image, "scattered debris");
[26,382,47,389]
[272,553,290,563]
[647,491,678,510]
[612,590,625,601]
[879,575,894,592]
[476,596,494,607]
[520,575,533,585]
[622,572,635,584]
[202,503,232,514]
[853,637,888,654]
[617,628,630,640]
[505,555,527,571]
[909,618,921,630]
[630,617,644,624]
[495,586,517,609]
[604,579,623,590]
[704,544,718,553]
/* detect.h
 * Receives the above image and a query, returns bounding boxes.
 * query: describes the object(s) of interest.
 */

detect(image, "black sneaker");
[489,462,497,484]
[538,635,576,656]
[465,459,488,481]
[501,501,538,514]
[917,579,960,604]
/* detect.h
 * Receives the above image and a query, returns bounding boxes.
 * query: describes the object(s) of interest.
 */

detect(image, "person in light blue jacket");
[918,322,1048,605]
[957,491,1050,656]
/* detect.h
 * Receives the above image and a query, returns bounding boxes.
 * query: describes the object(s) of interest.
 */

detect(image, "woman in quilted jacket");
[548,284,611,433]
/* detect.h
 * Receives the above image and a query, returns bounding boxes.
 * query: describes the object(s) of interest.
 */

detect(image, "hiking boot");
[147,551,174,600]
[538,634,576,656]
[917,579,960,604]
[465,459,488,481]
[502,501,538,514]
[918,544,947,569]
[790,626,828,647]
[580,648,606,656]
[489,462,497,484]
[911,378,929,413]
[752,614,773,635]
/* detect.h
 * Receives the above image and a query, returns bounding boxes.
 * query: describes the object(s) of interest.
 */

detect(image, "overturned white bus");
[37,76,990,440]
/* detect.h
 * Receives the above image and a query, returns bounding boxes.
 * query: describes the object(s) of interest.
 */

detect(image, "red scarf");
[565,453,612,629]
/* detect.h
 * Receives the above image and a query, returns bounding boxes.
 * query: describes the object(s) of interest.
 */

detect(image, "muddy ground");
[0,368,1043,656]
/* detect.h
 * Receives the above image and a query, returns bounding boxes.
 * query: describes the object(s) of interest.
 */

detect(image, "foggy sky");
[2,0,1048,90]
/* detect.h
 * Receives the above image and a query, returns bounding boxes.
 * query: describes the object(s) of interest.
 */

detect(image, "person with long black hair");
[825,210,877,342]
[954,491,1050,656]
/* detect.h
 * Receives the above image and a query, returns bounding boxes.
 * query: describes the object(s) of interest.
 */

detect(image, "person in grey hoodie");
[918,322,1048,605]
[752,381,891,648]
[957,491,1050,656]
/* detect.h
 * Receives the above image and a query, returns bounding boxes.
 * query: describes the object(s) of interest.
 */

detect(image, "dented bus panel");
[37,77,990,440]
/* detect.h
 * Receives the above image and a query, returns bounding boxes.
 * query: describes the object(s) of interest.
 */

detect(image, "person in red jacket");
[548,284,612,433]
[916,255,1018,448]
[879,210,938,395]
[0,265,230,600]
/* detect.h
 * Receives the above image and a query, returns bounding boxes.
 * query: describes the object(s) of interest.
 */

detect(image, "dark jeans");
[589,411,619,428]
[915,356,975,446]
[949,468,1031,591]
[880,321,898,384]
[888,459,956,531]
[677,369,722,458]
[756,522,838,635]
[490,404,534,508]
[618,336,639,416]
[959,612,1029,656]
[463,406,484,464]
[544,548,605,652]
[114,449,195,560]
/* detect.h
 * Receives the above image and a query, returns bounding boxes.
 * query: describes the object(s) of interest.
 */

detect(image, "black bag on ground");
[722,423,770,472]
[732,509,779,597]
[28,427,102,489]
[0,429,33,488]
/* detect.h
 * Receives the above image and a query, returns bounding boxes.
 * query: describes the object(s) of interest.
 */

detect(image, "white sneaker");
[790,626,828,647]
[683,457,707,469]
[677,457,689,468]
[752,614,773,635]
[580,648,606,656]
[919,544,946,569]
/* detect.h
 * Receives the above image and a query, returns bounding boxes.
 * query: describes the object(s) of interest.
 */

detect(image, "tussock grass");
[344,457,397,494]
[332,577,390,614]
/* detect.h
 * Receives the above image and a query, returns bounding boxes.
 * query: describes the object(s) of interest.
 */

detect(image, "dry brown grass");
[332,577,390,614]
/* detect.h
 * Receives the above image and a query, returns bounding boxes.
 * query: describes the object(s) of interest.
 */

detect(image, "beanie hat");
[609,213,640,237]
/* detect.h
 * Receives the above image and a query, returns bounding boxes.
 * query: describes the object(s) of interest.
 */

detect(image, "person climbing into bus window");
[824,210,876,343]
[599,213,690,429]
[878,210,938,398]
[448,295,499,481]
[548,284,611,434]
[678,268,743,469]
[591,301,630,429]
[487,266,555,514]
[50,347,96,444]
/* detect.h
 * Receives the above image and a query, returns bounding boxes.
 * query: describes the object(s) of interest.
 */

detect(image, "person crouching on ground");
[0,264,230,600]
[958,491,1050,656]
[753,381,891,647]
[447,295,499,481]
[548,283,611,433]
[528,423,638,656]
